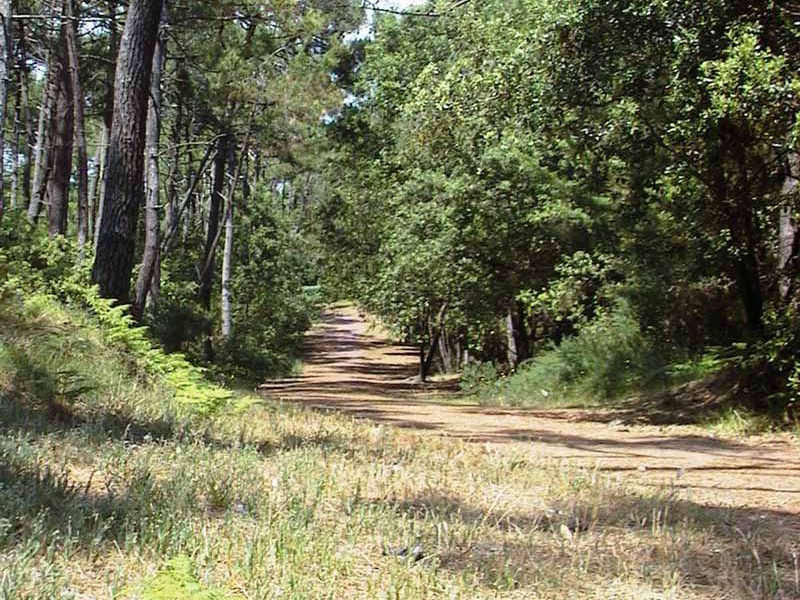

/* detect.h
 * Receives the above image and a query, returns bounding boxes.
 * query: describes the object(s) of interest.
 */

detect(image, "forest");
[0,0,799,598]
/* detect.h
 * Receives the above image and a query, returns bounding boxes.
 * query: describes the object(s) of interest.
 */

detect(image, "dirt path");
[260,306,800,517]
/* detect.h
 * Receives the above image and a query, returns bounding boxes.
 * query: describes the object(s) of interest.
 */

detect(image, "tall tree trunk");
[22,68,33,207]
[220,108,258,341]
[505,302,529,368]
[91,0,164,302]
[46,29,74,238]
[18,21,33,207]
[200,135,228,360]
[92,126,109,252]
[419,304,446,382]
[27,2,61,224]
[221,190,235,339]
[780,152,800,300]
[92,0,118,247]
[420,330,441,383]
[220,143,239,340]
[505,308,519,369]
[164,94,182,248]
[0,0,11,220]
[88,127,105,244]
[132,2,168,319]
[10,59,21,209]
[64,0,89,253]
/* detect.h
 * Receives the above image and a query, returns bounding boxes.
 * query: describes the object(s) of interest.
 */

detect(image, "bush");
[468,301,658,407]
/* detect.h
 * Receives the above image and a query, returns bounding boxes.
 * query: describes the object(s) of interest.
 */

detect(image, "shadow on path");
[259,306,800,514]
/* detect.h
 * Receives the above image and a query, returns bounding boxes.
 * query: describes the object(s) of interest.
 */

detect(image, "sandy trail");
[260,306,800,518]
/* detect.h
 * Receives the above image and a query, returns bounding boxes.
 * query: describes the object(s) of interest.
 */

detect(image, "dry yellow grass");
[1,298,798,599]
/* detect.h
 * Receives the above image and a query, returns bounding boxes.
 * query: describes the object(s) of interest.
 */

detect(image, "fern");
[139,556,238,600]
[58,282,232,416]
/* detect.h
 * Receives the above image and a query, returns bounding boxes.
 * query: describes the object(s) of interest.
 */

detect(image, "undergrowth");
[0,290,797,599]
[462,303,732,409]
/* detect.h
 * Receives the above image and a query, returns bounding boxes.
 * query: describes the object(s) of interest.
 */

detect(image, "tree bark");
[17,20,33,208]
[92,125,109,252]
[92,0,119,246]
[221,108,258,341]
[64,0,89,253]
[505,302,529,368]
[221,182,235,339]
[0,0,11,220]
[88,127,105,244]
[780,152,800,300]
[506,308,519,369]
[420,330,441,382]
[200,135,228,360]
[46,29,74,238]
[132,2,168,319]
[92,0,164,302]
[10,57,21,209]
[164,92,182,248]
[419,304,446,382]
[27,2,61,224]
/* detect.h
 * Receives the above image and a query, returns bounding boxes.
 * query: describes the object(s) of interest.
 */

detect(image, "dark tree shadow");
[372,488,800,597]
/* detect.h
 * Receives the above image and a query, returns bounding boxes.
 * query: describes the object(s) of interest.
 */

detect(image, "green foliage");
[139,556,238,600]
[0,223,231,417]
[459,361,501,397]
[72,285,233,415]
[0,212,86,296]
[703,406,776,437]
[316,0,800,417]
[469,302,651,407]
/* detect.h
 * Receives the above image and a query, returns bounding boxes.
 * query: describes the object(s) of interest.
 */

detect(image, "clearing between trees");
[261,305,800,516]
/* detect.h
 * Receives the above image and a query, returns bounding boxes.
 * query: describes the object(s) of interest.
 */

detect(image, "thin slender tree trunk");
[221,143,238,340]
[780,152,800,300]
[419,304,446,382]
[65,0,89,253]
[420,330,441,382]
[220,107,258,341]
[0,0,11,220]
[161,141,215,253]
[221,191,235,339]
[505,302,528,368]
[438,327,453,373]
[92,0,164,302]
[88,128,104,243]
[22,68,33,207]
[132,3,167,319]
[506,309,519,369]
[92,126,109,252]
[164,97,182,246]
[17,21,33,208]
[27,2,61,224]
[199,135,227,360]
[10,62,21,209]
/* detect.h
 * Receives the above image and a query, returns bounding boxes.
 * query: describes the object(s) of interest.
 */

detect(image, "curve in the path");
[259,306,800,518]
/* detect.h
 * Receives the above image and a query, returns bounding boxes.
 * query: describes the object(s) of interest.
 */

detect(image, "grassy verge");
[0,296,797,599]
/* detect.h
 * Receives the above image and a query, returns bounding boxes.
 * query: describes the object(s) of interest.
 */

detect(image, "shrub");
[468,301,657,407]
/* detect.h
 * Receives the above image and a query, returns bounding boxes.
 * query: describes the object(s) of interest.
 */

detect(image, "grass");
[702,406,778,437]
[460,308,737,413]
[1,296,798,599]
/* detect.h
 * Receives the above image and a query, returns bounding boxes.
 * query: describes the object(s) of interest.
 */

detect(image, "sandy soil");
[260,306,800,519]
